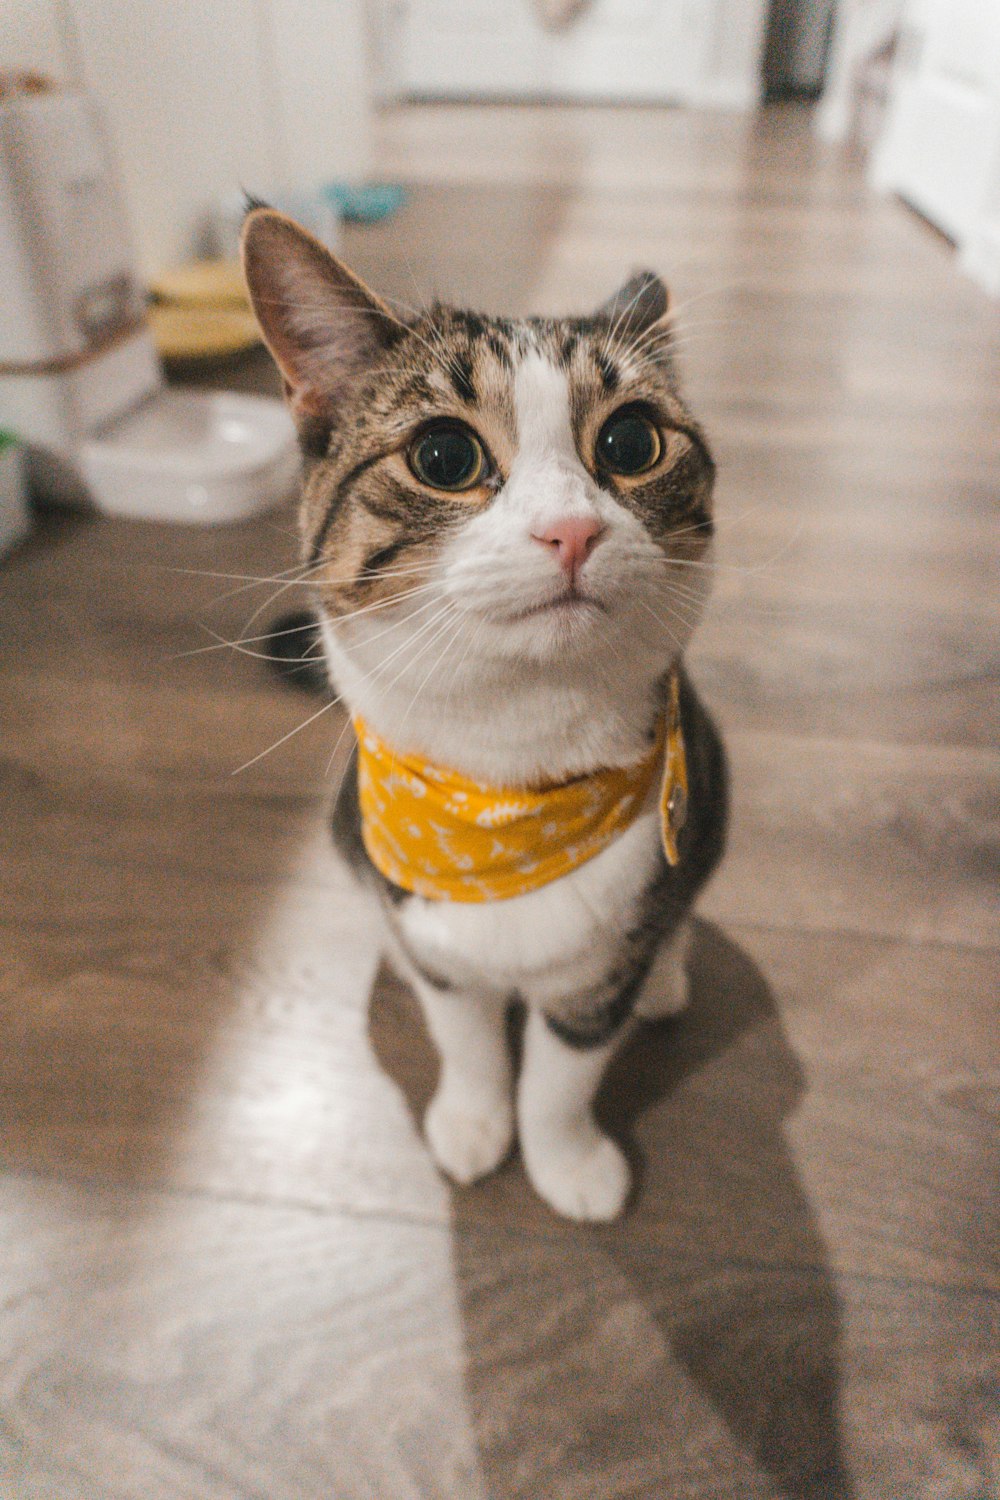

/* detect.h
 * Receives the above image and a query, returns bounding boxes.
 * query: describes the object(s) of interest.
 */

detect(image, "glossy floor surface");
[1,105,998,1498]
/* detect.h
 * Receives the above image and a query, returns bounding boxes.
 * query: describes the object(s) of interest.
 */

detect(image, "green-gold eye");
[596,409,662,477]
[409,424,486,492]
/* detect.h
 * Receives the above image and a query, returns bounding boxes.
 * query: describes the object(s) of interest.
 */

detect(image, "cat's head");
[242,208,714,769]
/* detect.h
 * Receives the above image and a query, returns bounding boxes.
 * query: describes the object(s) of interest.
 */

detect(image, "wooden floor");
[1,104,998,1499]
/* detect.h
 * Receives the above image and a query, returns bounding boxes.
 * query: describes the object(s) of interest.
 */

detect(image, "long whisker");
[249,560,442,635]
[664,280,744,323]
[600,276,659,365]
[171,616,321,661]
[652,576,713,607]
[325,582,443,629]
[231,693,342,776]
[175,573,444,666]
[238,558,431,633]
[631,311,740,354]
[349,601,458,695]
[242,597,458,786]
[394,607,467,743]
[620,545,796,577]
[239,571,430,652]
[643,589,704,637]
[638,599,686,655]
[323,602,459,776]
[189,590,446,666]
[330,592,446,648]
[323,705,360,783]
[443,607,487,716]
[608,280,743,371]
[158,562,324,588]
[163,557,442,591]
[194,556,440,644]
[190,556,329,615]
[192,627,324,666]
[239,563,330,634]
[370,610,462,728]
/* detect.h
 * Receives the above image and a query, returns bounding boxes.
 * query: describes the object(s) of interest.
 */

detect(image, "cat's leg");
[412,975,515,1186]
[633,915,693,1021]
[517,1008,631,1222]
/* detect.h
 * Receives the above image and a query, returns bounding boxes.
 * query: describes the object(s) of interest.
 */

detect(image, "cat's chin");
[474,594,613,660]
[500,594,606,626]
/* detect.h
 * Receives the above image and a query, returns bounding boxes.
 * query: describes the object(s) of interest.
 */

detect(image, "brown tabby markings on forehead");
[298,305,714,616]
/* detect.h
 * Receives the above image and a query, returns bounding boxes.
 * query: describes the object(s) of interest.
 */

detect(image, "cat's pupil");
[597,412,659,476]
[412,426,481,490]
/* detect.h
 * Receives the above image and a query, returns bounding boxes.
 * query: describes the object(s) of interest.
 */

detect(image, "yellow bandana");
[355,672,687,903]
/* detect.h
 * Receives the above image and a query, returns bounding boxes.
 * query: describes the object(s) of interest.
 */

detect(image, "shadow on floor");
[370,919,855,1498]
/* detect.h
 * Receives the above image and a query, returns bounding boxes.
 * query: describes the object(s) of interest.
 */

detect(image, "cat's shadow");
[369,920,855,1499]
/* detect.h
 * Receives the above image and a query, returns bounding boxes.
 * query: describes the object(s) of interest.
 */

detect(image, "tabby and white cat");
[241,208,727,1222]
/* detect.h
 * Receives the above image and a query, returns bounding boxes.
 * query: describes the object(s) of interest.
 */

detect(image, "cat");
[241,207,728,1222]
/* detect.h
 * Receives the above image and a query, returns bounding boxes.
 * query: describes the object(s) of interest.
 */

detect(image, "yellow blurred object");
[150,259,249,309]
[147,304,261,361]
[147,258,259,360]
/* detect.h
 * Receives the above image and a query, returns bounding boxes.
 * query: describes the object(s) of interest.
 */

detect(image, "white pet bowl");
[80,388,299,523]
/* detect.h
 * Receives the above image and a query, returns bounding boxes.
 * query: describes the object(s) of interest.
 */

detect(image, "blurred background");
[3,0,999,285]
[1,4,998,1499]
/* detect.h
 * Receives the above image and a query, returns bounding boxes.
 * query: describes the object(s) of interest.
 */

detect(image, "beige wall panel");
[1,0,74,80]
[267,0,371,187]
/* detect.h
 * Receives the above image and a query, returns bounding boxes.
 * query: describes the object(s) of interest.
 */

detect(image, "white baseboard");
[961,219,1000,298]
[686,78,762,112]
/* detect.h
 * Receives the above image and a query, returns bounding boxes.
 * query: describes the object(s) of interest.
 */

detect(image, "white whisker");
[638,598,686,655]
[323,602,459,776]
[394,606,467,743]
[232,693,342,776]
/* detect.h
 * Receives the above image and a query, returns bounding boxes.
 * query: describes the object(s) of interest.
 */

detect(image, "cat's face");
[242,210,714,763]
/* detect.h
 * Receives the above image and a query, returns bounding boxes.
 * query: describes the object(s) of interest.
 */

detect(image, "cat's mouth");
[501,592,606,625]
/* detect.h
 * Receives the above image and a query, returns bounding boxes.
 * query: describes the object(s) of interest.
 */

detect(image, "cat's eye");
[409,423,487,492]
[595,409,662,477]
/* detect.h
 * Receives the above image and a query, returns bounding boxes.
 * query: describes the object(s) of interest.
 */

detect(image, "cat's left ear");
[596,270,672,341]
[241,207,399,449]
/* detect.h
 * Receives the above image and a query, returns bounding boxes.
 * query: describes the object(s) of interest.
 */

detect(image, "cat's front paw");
[425,1087,514,1186]
[521,1121,631,1222]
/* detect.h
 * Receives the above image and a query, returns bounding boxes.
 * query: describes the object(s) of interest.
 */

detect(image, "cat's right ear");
[240,208,398,448]
[595,270,671,341]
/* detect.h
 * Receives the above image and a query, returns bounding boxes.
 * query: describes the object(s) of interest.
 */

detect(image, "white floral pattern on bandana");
[354,673,686,903]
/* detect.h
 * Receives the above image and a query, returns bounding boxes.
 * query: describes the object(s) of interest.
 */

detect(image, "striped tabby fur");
[242,208,727,1221]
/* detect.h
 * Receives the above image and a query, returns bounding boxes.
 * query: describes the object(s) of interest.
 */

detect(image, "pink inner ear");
[242,209,396,423]
[282,373,326,424]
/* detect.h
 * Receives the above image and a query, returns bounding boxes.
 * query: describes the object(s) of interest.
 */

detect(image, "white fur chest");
[393,800,664,1008]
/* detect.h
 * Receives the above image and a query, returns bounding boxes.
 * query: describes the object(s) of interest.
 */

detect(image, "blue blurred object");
[323,182,407,223]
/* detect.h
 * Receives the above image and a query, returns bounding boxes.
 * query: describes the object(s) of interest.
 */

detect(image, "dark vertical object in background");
[764,0,836,99]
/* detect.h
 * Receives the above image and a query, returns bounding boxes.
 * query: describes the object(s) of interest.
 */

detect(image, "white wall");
[1,0,372,274]
[2,0,72,79]
[392,0,767,109]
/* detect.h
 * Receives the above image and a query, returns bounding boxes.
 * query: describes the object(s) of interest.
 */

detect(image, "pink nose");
[531,516,605,579]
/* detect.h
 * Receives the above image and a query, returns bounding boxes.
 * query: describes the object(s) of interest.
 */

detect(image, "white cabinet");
[873,0,1000,292]
[393,0,769,108]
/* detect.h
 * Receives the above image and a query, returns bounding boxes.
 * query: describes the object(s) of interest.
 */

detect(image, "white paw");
[425,1087,514,1186]
[522,1123,631,1222]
